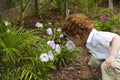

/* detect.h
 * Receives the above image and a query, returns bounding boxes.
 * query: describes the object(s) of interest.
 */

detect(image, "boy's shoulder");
[96,30,119,38]
[87,29,119,45]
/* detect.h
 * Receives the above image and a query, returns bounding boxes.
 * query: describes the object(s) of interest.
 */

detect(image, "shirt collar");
[87,28,97,43]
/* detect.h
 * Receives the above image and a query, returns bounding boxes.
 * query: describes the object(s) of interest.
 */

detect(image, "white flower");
[47,41,51,45]
[47,40,56,49]
[48,22,52,25]
[35,22,43,28]
[7,28,10,33]
[48,50,54,60]
[56,27,61,32]
[4,21,8,26]
[55,44,61,54]
[65,40,76,50]
[40,53,49,62]
[60,34,63,38]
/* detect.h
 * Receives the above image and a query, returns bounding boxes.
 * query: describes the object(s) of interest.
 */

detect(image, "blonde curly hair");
[61,14,94,40]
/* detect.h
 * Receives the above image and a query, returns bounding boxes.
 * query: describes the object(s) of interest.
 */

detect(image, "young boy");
[61,13,120,80]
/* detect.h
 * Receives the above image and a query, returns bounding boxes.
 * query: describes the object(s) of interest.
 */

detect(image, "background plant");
[93,14,120,31]
[0,20,55,80]
[47,0,65,14]
[67,0,103,16]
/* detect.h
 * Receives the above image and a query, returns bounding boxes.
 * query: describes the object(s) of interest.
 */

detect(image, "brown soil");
[24,9,64,29]
[49,50,101,80]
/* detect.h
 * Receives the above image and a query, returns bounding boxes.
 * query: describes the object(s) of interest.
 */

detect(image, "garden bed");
[24,9,102,80]
[23,3,120,80]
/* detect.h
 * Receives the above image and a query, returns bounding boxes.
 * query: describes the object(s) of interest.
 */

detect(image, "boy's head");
[61,14,94,46]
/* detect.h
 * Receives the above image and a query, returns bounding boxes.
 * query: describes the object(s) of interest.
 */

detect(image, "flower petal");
[65,40,76,50]
[46,28,53,35]
[35,22,43,28]
[40,53,49,62]
[57,27,61,32]
[48,50,54,60]
[49,40,56,49]
[55,44,61,54]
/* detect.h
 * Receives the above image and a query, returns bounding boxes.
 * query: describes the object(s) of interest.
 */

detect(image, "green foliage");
[92,8,113,19]
[0,19,80,80]
[92,7,120,31]
[53,0,66,14]
[0,20,54,80]
[55,46,79,67]
[7,0,21,7]
[69,0,103,16]
[93,14,120,31]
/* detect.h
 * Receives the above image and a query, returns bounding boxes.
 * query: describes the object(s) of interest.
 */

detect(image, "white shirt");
[86,28,120,60]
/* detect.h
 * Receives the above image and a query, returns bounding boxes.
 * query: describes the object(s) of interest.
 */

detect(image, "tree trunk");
[109,0,113,10]
[20,0,24,27]
[65,0,69,18]
[35,0,38,14]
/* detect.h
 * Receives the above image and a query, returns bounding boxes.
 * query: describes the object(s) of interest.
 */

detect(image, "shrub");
[36,21,80,67]
[93,14,120,32]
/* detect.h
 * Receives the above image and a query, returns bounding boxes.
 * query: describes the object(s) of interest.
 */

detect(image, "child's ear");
[75,35,80,39]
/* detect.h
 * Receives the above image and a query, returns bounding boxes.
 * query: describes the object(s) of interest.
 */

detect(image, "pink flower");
[102,15,107,22]
[47,40,56,49]
[46,28,53,35]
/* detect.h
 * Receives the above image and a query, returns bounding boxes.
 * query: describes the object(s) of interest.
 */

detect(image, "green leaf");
[0,38,6,48]
[21,69,26,80]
